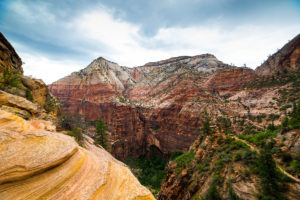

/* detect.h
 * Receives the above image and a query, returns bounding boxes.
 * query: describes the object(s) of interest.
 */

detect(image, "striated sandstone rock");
[205,67,256,97]
[0,109,154,200]
[0,90,38,115]
[21,76,48,107]
[49,58,254,160]
[49,35,300,161]
[49,54,239,159]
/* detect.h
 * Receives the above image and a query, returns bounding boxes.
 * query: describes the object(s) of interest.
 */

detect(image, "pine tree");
[206,176,222,200]
[95,118,109,150]
[257,144,283,200]
[201,116,213,135]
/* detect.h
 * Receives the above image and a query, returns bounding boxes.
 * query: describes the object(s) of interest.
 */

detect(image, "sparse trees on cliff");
[95,118,109,150]
[200,112,214,135]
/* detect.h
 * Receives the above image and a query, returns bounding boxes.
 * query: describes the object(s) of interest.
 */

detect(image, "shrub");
[257,145,287,200]
[239,130,277,147]
[67,125,83,146]
[170,150,183,160]
[174,151,195,175]
[290,160,300,174]
[242,150,258,165]
[234,152,242,161]
[205,175,223,200]
[25,88,34,102]
[44,95,59,113]
[58,112,85,131]
[125,155,168,195]
[0,68,21,89]
[280,152,293,163]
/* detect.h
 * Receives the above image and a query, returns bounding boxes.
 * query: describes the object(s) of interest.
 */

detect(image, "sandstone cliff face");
[256,34,300,76]
[49,53,258,159]
[0,32,23,74]
[49,34,300,162]
[0,33,58,113]
[0,95,154,200]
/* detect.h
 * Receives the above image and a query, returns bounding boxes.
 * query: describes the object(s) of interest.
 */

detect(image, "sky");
[0,0,300,84]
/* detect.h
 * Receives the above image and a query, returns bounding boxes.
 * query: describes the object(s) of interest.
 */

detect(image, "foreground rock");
[0,109,154,200]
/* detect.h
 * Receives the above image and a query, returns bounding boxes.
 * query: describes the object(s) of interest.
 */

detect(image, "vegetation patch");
[125,155,168,195]
[238,130,277,147]
[174,151,195,175]
[0,67,21,90]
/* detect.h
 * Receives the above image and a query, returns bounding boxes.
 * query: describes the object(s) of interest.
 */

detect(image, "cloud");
[20,52,85,84]
[0,0,299,84]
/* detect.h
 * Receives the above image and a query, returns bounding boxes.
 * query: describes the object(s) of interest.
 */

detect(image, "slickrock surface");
[0,109,154,200]
[0,90,38,115]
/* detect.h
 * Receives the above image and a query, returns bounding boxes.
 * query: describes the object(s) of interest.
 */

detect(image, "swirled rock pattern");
[0,110,154,200]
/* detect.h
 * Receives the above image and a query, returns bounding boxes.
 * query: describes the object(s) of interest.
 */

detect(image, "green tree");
[95,118,109,150]
[201,115,213,135]
[0,67,21,89]
[67,124,83,146]
[257,144,284,200]
[206,175,222,200]
[289,99,300,129]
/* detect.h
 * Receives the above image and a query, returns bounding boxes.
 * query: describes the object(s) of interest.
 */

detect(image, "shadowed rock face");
[0,32,23,74]
[49,34,300,160]
[256,34,300,76]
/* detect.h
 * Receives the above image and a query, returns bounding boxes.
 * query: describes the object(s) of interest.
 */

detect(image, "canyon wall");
[49,34,300,161]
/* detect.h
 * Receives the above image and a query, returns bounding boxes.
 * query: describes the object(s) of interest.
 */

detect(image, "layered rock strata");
[0,104,154,200]
[49,34,300,160]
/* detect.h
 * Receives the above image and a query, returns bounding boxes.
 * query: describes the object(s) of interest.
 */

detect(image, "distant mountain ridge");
[49,33,300,161]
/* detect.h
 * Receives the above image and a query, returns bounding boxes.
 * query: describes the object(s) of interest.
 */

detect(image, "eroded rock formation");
[50,34,300,160]
[0,32,23,74]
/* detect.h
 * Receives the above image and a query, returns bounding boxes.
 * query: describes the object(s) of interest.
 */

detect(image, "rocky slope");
[49,34,300,161]
[0,33,154,200]
[158,132,300,200]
